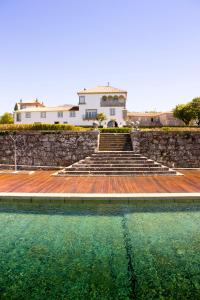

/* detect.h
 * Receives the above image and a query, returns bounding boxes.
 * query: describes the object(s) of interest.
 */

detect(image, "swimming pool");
[0,201,200,299]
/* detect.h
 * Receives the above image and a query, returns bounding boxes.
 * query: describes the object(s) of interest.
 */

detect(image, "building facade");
[13,86,183,127]
[127,112,184,126]
[14,86,128,127]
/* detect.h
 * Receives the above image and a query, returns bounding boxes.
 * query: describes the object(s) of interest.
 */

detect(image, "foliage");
[141,126,200,131]
[173,104,193,125]
[100,127,130,133]
[14,103,19,111]
[96,113,106,126]
[190,97,200,126]
[0,123,87,131]
[173,98,200,126]
[0,112,14,124]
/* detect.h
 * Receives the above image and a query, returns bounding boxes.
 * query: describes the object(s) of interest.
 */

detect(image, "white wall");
[14,92,127,127]
[77,93,127,127]
[14,110,78,125]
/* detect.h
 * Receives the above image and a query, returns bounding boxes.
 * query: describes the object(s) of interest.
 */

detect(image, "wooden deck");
[0,170,200,193]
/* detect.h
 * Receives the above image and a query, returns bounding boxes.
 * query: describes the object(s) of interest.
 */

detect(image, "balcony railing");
[100,100,125,107]
[82,114,97,120]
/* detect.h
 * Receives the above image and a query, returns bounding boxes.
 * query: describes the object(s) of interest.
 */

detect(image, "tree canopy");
[173,104,193,125]
[96,113,106,126]
[190,98,200,126]
[0,112,14,124]
[173,97,200,126]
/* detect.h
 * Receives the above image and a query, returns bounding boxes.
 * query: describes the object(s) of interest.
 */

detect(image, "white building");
[14,86,128,127]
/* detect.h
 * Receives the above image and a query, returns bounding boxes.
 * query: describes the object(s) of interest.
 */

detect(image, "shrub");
[99,128,130,133]
[140,126,200,132]
[0,124,88,131]
[0,112,14,124]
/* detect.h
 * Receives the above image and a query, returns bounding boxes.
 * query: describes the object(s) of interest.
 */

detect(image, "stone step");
[88,156,146,160]
[99,146,132,149]
[67,166,169,171]
[99,133,133,152]
[92,152,141,156]
[85,157,148,161]
[58,147,178,176]
[99,147,132,149]
[59,170,177,176]
[99,141,131,143]
[85,159,149,163]
[77,163,156,167]
[92,151,142,156]
[94,151,139,154]
[96,154,136,156]
[100,141,131,143]
[100,136,131,139]
[100,144,132,146]
[99,148,133,151]
[100,135,130,137]
[100,135,130,138]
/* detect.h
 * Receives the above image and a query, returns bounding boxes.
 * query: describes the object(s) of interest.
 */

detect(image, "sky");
[0,0,200,114]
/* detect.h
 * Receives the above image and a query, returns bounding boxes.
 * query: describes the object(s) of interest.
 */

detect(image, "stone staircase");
[56,133,179,176]
[58,151,178,176]
[99,133,133,151]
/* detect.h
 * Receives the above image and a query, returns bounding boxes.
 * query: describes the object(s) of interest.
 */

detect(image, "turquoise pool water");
[1,202,200,299]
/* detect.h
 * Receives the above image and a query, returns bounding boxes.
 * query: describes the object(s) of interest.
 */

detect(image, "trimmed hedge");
[141,127,200,132]
[100,128,131,133]
[0,124,88,131]
[0,124,199,132]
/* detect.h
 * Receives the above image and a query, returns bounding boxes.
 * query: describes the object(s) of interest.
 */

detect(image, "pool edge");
[0,192,200,204]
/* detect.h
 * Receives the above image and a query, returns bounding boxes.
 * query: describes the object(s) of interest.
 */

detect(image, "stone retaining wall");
[0,131,99,167]
[131,131,200,168]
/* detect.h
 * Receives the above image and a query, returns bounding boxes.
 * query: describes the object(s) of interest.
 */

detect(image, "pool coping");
[0,192,200,203]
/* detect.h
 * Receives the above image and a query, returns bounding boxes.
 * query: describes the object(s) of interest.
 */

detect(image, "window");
[79,96,85,104]
[110,108,115,116]
[54,121,59,124]
[16,113,21,122]
[85,109,97,119]
[151,117,154,122]
[41,112,46,118]
[58,111,63,118]
[25,112,31,118]
[70,111,76,117]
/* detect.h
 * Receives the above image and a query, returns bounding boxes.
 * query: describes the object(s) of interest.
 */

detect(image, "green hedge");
[100,127,200,133]
[141,127,200,132]
[0,124,199,132]
[99,128,130,133]
[0,124,88,131]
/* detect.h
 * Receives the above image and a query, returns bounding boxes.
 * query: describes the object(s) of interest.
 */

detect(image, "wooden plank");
[0,170,200,194]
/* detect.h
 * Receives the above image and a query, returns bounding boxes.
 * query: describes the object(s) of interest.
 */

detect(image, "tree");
[96,113,106,126]
[0,112,14,124]
[173,104,193,126]
[190,97,200,126]
[14,103,19,111]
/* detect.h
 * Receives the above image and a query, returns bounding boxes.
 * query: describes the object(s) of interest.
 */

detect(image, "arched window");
[102,96,107,101]
[113,95,118,101]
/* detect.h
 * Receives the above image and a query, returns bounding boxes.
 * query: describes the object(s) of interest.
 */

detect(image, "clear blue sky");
[0,0,200,114]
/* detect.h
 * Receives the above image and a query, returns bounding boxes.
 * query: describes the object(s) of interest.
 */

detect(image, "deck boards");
[0,170,200,193]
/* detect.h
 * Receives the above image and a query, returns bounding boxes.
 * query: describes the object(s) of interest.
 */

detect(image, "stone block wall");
[131,131,200,168]
[0,131,99,167]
